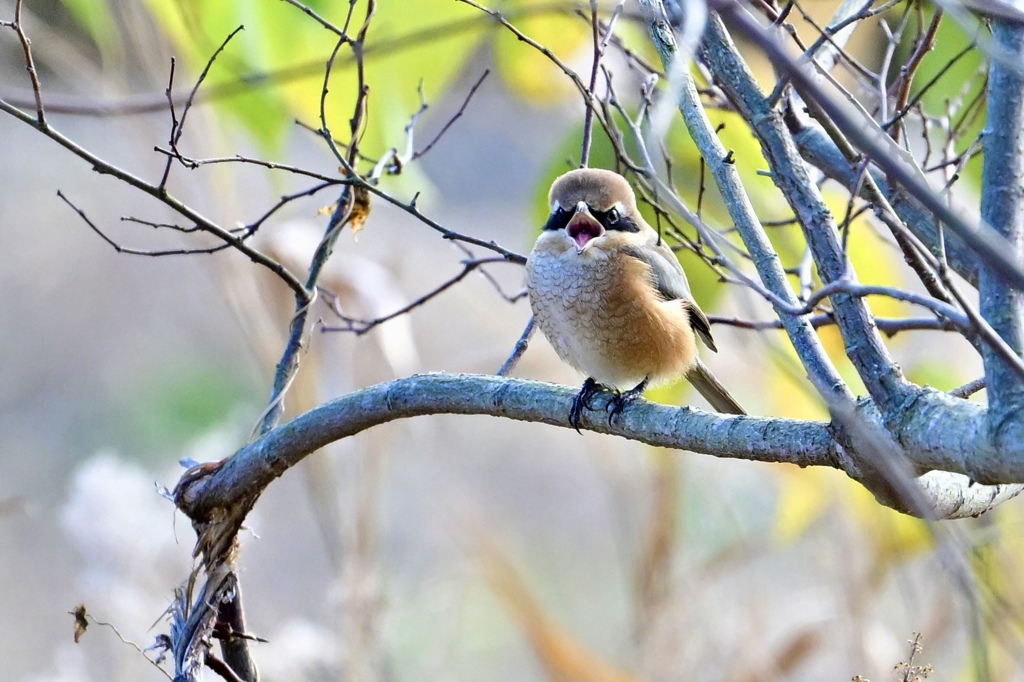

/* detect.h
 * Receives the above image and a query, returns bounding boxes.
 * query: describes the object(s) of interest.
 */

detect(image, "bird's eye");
[543,205,572,231]
[606,208,620,224]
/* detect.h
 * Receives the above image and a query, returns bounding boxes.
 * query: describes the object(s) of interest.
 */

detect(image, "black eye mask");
[543,205,640,233]
[590,207,640,233]
[542,206,572,232]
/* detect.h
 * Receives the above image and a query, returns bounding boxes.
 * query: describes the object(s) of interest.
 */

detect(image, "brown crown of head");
[548,168,638,214]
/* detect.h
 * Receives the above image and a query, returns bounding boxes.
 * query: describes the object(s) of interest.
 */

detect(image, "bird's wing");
[623,242,718,352]
[683,299,717,353]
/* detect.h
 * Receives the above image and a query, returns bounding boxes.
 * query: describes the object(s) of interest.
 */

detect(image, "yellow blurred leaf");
[848,481,934,580]
[774,464,934,571]
[773,468,833,542]
[136,0,486,154]
[493,0,588,102]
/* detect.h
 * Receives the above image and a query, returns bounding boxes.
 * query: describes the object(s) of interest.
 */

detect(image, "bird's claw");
[569,378,605,433]
[569,378,650,431]
[605,378,649,425]
[605,392,637,424]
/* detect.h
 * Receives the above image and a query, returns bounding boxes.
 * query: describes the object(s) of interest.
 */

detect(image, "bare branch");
[204,654,245,682]
[697,9,914,413]
[321,257,513,335]
[359,183,527,264]
[580,1,624,166]
[411,69,489,162]
[708,314,965,337]
[154,148,346,185]
[69,606,173,680]
[456,0,622,157]
[638,0,852,406]
[161,25,245,189]
[280,0,347,35]
[951,377,986,400]
[498,317,537,376]
[978,20,1024,435]
[256,2,379,439]
[0,98,308,297]
[720,0,1024,293]
[172,374,1023,528]
[58,191,233,257]
[1,0,45,125]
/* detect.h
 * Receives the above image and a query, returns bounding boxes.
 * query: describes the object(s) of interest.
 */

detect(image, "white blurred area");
[0,4,995,682]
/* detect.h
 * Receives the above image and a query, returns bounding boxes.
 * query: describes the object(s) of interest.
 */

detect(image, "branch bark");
[636,1,1024,502]
[638,0,853,409]
[717,0,1024,294]
[698,12,916,416]
[979,19,1024,447]
[174,374,1020,529]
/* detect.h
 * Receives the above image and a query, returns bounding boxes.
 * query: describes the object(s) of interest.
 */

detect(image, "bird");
[525,168,745,431]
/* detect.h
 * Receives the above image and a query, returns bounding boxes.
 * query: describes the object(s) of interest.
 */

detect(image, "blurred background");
[1,0,1021,680]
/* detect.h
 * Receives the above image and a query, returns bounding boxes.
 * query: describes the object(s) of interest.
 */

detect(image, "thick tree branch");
[173,374,1022,533]
[178,374,836,520]
[979,19,1024,443]
[697,12,914,415]
[638,0,852,407]
[717,0,1024,294]
[792,122,980,285]
[637,2,1024,506]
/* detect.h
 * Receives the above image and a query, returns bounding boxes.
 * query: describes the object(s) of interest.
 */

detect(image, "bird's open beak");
[566,208,604,251]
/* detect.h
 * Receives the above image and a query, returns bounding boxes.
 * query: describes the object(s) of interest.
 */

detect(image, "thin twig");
[1,0,46,125]
[884,22,970,131]
[708,313,963,337]
[57,191,234,257]
[0,98,308,297]
[204,654,246,682]
[322,257,512,335]
[357,182,526,264]
[456,0,618,152]
[153,148,342,182]
[498,317,537,376]
[159,26,245,192]
[950,377,986,399]
[280,0,347,35]
[69,608,174,680]
[886,11,948,138]
[580,0,602,166]
[412,69,490,162]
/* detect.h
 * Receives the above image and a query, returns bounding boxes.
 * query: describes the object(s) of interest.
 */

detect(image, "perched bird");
[526,168,744,431]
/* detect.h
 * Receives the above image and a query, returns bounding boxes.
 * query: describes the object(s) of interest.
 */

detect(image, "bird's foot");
[569,378,608,433]
[606,378,649,425]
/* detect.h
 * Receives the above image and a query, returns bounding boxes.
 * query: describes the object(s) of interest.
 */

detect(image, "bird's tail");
[686,358,746,415]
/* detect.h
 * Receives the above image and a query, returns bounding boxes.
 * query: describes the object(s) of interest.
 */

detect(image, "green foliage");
[896,8,988,187]
[59,0,121,63]
[493,0,588,102]
[904,11,985,128]
[122,363,253,453]
[60,0,492,152]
